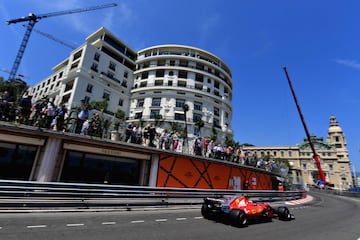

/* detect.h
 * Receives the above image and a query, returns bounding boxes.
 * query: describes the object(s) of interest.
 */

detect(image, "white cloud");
[333,59,360,70]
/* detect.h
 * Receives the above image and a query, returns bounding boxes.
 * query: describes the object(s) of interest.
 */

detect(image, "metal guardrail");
[309,186,360,198]
[0,180,305,211]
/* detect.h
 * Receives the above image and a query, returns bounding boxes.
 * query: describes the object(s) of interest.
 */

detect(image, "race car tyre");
[201,204,212,219]
[229,209,247,226]
[277,206,291,221]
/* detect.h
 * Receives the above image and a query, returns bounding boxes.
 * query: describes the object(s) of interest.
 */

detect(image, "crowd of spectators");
[0,91,283,173]
[0,92,103,137]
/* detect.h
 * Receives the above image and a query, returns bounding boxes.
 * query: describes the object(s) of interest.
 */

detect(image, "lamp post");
[182,104,189,154]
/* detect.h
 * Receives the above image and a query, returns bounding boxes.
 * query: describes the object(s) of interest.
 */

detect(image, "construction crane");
[283,67,327,185]
[23,25,76,50]
[0,68,29,80]
[6,3,117,81]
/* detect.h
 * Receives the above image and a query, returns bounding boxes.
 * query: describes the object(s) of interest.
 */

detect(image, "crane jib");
[283,67,327,185]
[6,3,117,81]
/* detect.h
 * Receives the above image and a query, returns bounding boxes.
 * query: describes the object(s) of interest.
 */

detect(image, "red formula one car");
[201,195,294,226]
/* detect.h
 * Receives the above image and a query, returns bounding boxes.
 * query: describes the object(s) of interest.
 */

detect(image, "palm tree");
[195,119,205,136]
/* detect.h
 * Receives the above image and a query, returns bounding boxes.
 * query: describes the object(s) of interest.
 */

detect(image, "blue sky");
[1,0,359,172]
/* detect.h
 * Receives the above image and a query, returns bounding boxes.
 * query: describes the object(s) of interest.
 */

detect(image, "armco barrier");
[0,180,304,211]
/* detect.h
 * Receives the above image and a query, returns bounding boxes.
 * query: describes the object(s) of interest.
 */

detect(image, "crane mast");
[6,3,117,81]
[283,67,327,184]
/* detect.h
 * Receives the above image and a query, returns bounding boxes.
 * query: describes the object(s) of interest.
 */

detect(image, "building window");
[303,163,306,170]
[137,99,144,107]
[86,84,93,93]
[176,99,185,108]
[288,151,292,157]
[178,70,187,79]
[193,113,202,122]
[91,63,98,72]
[140,81,147,87]
[109,62,116,71]
[141,72,149,79]
[94,52,100,61]
[103,92,110,101]
[152,98,161,106]
[150,110,160,119]
[124,71,128,78]
[193,127,200,136]
[194,102,202,111]
[177,80,186,87]
[121,80,128,88]
[118,98,123,106]
[155,80,163,86]
[214,80,219,89]
[107,71,114,79]
[195,73,203,82]
[157,60,165,66]
[179,60,188,67]
[281,151,284,157]
[329,164,333,171]
[135,112,142,119]
[196,63,204,70]
[73,50,82,61]
[175,113,185,121]
[83,96,90,103]
[214,107,219,116]
[273,151,277,157]
[213,118,220,128]
[156,70,164,77]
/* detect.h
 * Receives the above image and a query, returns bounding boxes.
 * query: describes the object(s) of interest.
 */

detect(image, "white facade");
[27,27,234,142]
[130,45,234,143]
[28,27,137,121]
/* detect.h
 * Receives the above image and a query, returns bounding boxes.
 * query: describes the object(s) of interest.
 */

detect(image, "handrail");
[0,180,305,211]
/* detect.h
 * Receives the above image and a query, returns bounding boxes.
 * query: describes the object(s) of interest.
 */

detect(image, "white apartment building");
[129,44,234,142]
[27,27,234,143]
[28,27,136,120]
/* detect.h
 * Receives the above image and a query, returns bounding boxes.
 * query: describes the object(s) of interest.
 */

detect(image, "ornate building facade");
[243,115,352,190]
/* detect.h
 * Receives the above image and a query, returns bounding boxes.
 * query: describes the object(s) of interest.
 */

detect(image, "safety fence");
[0,180,305,211]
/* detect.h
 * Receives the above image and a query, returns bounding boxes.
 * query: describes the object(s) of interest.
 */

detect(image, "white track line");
[66,223,85,227]
[102,222,116,225]
[131,220,145,223]
[27,225,47,228]
[155,219,168,222]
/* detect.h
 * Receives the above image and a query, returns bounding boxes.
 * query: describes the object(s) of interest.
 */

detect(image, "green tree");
[88,99,108,112]
[113,109,126,131]
[224,137,240,148]
[195,119,205,136]
[210,125,218,142]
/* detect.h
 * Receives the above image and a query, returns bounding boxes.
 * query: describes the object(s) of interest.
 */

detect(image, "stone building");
[243,115,352,190]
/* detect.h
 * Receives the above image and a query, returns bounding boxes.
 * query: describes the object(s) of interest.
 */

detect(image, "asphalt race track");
[0,191,359,240]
